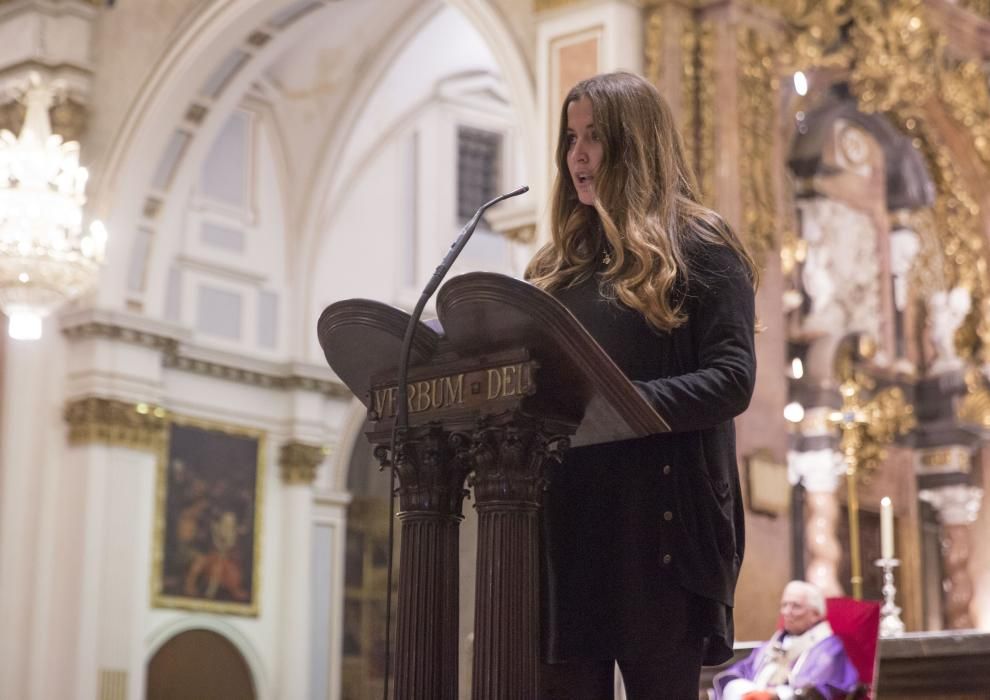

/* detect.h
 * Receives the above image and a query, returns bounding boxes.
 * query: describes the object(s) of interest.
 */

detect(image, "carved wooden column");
[386,426,471,700]
[920,484,984,629]
[464,413,568,700]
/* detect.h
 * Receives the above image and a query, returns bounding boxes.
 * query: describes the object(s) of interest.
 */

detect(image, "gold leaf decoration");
[64,397,168,452]
[737,25,779,265]
[940,59,990,173]
[849,0,942,114]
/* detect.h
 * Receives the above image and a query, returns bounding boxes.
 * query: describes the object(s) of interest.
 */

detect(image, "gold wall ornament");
[939,59,990,174]
[533,0,580,11]
[830,377,915,599]
[64,397,168,451]
[737,25,779,265]
[957,368,990,428]
[776,0,855,70]
[279,441,327,485]
[644,3,664,89]
[910,133,988,361]
[955,0,990,21]
[693,19,716,204]
[679,13,696,191]
[904,207,944,303]
[829,332,915,599]
[849,0,942,114]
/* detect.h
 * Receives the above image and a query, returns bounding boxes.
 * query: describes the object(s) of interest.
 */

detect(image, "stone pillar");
[63,396,166,700]
[278,441,325,700]
[788,443,844,596]
[919,484,984,629]
[467,416,567,700]
[0,329,57,700]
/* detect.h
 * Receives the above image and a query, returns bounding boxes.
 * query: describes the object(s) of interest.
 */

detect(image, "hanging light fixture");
[0,75,107,340]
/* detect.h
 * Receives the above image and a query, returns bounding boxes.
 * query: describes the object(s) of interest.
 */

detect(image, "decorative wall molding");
[916,445,973,476]
[61,310,349,397]
[61,318,179,353]
[736,24,778,264]
[919,484,984,525]
[64,397,168,451]
[162,353,349,397]
[279,441,327,485]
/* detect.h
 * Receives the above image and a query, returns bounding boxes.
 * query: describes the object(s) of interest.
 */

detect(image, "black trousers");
[538,637,705,700]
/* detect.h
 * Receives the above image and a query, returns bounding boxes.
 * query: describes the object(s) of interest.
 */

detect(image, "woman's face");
[565,95,603,207]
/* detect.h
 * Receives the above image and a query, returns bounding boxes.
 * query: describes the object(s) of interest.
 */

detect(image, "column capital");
[787,447,843,493]
[63,397,167,451]
[919,484,984,525]
[279,441,327,485]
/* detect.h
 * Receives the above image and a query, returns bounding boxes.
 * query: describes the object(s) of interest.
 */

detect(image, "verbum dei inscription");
[369,360,538,421]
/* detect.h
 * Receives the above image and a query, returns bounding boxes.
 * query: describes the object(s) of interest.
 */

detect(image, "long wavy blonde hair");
[526,72,758,331]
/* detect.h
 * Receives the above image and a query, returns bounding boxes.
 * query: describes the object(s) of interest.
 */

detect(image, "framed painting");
[152,417,265,615]
[746,449,790,517]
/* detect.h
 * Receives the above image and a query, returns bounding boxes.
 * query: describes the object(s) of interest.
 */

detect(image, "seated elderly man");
[712,581,860,700]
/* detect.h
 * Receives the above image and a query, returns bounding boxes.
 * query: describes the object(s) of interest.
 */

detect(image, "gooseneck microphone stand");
[382,185,529,700]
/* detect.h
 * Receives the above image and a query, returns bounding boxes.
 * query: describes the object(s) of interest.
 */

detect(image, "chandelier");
[0,78,107,340]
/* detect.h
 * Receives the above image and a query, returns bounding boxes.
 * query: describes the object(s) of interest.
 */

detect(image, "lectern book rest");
[316,271,669,699]
[317,271,669,446]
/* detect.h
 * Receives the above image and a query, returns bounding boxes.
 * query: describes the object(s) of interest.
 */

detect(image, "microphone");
[396,184,529,429]
[382,184,528,700]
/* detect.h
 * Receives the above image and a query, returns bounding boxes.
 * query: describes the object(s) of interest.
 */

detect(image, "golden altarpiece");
[634,0,990,696]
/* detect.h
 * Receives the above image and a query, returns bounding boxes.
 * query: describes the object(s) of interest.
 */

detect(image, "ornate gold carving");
[830,335,915,598]
[954,0,990,21]
[696,20,716,204]
[775,0,990,363]
[849,0,942,115]
[533,0,580,11]
[502,223,535,243]
[644,3,663,89]
[64,397,168,451]
[777,0,855,70]
[939,59,990,180]
[279,441,327,485]
[832,380,915,480]
[905,207,943,302]
[0,98,87,142]
[671,9,715,205]
[958,368,990,428]
[737,25,779,264]
[916,445,972,475]
[50,97,87,143]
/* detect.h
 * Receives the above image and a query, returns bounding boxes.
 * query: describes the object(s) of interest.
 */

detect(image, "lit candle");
[881,496,894,560]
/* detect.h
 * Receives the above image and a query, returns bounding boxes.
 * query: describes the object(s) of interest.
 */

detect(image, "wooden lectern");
[317,272,668,699]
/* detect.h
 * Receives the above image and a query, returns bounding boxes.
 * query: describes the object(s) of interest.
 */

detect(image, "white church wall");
[307,5,524,363]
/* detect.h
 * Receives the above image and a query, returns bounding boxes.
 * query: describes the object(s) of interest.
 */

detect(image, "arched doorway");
[146,629,255,700]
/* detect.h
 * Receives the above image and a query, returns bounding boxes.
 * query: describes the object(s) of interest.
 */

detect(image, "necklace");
[602,248,612,265]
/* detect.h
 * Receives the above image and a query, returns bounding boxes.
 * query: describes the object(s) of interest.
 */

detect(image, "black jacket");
[543,239,756,665]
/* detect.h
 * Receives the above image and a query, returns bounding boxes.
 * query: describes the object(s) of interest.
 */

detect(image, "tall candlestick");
[881,496,894,559]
